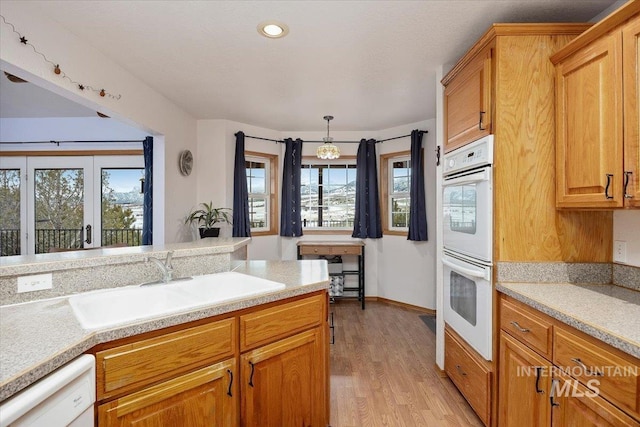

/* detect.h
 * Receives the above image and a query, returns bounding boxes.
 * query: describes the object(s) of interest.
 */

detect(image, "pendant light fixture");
[316,115,340,160]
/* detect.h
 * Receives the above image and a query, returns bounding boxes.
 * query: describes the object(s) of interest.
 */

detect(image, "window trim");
[245,151,278,236]
[380,150,411,236]
[301,155,356,235]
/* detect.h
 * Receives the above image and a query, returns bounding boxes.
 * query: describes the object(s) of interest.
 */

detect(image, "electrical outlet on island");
[17,273,53,293]
[613,240,627,264]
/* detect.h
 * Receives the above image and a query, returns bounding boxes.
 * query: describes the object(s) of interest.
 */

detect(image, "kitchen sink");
[68,272,286,330]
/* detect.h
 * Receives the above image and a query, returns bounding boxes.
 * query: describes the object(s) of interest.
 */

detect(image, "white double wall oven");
[442,135,494,361]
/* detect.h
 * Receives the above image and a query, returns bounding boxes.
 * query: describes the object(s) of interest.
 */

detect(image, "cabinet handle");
[605,174,614,199]
[535,367,544,394]
[248,361,255,387]
[624,171,633,199]
[571,358,604,377]
[226,369,233,397]
[479,111,486,130]
[510,321,530,333]
[456,365,467,376]
[550,379,560,407]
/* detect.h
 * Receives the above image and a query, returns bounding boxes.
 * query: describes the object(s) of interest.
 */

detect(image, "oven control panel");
[443,135,494,176]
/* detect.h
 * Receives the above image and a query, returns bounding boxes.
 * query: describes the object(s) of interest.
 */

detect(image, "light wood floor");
[330,300,483,427]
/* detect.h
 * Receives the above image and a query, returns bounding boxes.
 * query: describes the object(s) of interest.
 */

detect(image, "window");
[301,158,356,231]
[380,151,411,235]
[245,151,277,236]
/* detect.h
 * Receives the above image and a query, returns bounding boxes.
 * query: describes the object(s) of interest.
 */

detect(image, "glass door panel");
[100,167,144,247]
[0,157,27,256]
[28,157,94,254]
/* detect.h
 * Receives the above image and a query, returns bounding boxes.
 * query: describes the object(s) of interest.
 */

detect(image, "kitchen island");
[0,242,329,406]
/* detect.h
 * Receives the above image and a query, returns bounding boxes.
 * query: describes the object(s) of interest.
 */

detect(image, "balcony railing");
[302,219,354,228]
[0,228,143,255]
[0,229,20,256]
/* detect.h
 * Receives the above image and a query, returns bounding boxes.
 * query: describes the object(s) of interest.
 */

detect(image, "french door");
[0,155,143,255]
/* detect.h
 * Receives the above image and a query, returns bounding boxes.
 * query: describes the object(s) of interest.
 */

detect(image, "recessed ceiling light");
[257,21,289,39]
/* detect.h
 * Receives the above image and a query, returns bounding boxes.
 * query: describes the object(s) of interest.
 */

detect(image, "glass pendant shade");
[317,115,340,159]
[317,138,340,159]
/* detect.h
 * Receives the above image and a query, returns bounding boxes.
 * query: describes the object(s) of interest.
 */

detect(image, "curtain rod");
[0,139,145,146]
[244,130,427,144]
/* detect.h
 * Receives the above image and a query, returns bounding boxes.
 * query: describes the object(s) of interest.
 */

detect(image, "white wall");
[0,2,198,244]
[0,117,148,145]
[613,211,640,267]
[376,120,436,309]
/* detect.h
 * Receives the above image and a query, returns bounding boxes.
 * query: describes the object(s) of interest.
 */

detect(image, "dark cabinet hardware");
[248,361,255,387]
[550,379,560,407]
[227,369,233,397]
[535,367,544,394]
[624,171,633,199]
[605,174,614,199]
[510,321,530,333]
[456,365,467,376]
[571,358,603,377]
[436,146,441,166]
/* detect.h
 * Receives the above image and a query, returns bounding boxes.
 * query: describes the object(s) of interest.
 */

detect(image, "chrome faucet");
[147,251,174,283]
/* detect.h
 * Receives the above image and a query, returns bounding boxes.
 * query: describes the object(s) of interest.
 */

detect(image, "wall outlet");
[613,240,627,264]
[17,273,53,293]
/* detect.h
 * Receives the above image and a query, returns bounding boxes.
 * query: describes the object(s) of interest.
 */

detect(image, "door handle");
[85,224,92,244]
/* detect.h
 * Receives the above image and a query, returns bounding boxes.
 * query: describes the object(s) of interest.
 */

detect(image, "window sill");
[383,229,408,237]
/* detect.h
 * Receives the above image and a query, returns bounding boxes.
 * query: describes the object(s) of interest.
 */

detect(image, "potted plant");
[185,202,232,238]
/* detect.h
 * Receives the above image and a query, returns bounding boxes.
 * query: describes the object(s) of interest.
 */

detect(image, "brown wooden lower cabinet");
[241,328,326,427]
[551,373,639,427]
[499,332,551,427]
[98,359,237,426]
[498,294,640,427]
[93,291,330,427]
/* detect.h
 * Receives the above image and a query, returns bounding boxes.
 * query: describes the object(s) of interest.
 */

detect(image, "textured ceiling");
[1,0,617,131]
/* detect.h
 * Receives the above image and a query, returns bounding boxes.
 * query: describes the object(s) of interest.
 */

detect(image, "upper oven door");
[442,167,493,262]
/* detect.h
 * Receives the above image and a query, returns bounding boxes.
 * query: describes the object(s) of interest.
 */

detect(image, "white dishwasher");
[0,354,95,427]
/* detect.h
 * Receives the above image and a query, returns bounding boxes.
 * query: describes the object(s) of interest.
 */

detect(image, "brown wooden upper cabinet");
[552,4,640,208]
[443,48,492,153]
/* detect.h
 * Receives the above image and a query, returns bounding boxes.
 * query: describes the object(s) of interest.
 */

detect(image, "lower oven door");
[443,251,492,361]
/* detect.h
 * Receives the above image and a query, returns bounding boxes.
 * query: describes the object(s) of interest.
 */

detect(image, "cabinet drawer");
[501,297,553,359]
[445,327,491,426]
[299,245,330,256]
[240,294,325,351]
[96,318,235,400]
[331,246,361,256]
[554,327,640,419]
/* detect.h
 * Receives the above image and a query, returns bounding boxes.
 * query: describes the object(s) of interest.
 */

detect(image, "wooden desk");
[296,241,365,309]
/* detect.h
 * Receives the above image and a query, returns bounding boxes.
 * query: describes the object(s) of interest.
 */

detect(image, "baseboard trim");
[434,363,448,378]
[374,297,436,314]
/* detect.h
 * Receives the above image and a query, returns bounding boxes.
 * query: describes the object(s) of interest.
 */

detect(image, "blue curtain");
[142,136,153,245]
[352,139,382,239]
[233,132,251,237]
[408,130,428,241]
[280,138,304,237]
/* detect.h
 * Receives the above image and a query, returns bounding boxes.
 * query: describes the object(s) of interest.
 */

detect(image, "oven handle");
[442,257,489,280]
[443,169,490,186]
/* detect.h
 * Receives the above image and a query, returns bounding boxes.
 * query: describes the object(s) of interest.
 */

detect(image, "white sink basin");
[69,272,286,330]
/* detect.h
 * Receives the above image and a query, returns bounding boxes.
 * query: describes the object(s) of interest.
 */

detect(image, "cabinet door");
[98,359,237,427]
[241,328,326,427]
[444,49,492,152]
[499,332,551,427]
[623,16,640,207]
[550,374,639,427]
[555,32,624,208]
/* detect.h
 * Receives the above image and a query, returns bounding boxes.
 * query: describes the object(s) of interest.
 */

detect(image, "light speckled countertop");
[497,283,640,359]
[0,260,329,402]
